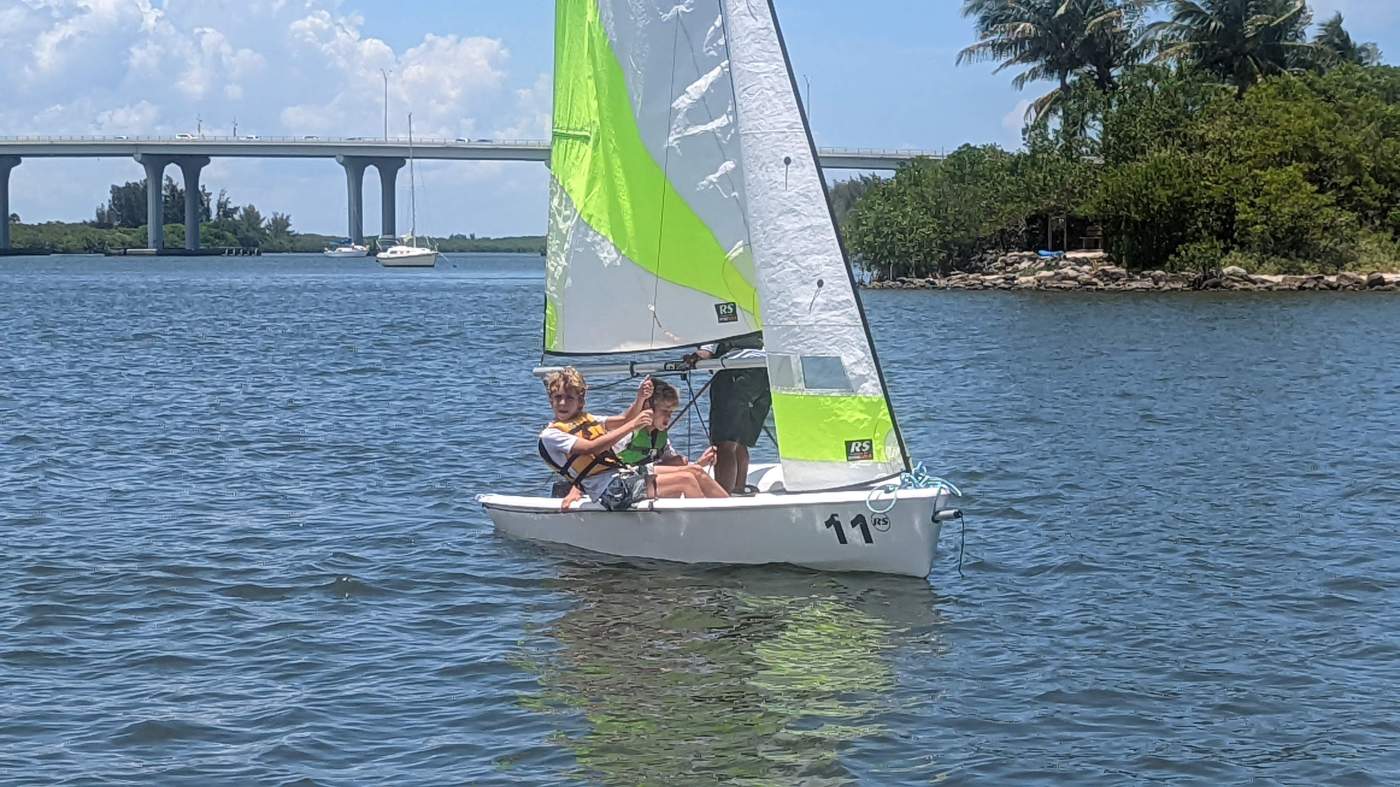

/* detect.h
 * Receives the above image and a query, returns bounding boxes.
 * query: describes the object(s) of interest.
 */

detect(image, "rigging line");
[684,372,713,445]
[672,372,716,424]
[649,18,684,348]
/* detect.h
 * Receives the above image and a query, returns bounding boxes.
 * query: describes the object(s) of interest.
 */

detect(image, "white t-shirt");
[539,425,617,499]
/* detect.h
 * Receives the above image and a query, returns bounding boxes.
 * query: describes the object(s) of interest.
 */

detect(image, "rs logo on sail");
[845,439,874,462]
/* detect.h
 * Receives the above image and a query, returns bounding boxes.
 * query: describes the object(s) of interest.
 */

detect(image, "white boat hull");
[323,247,369,258]
[480,469,953,577]
[376,247,439,267]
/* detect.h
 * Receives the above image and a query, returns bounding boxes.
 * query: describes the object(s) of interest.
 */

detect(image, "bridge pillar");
[336,155,368,244]
[175,156,210,251]
[0,156,17,251]
[372,158,405,239]
[134,153,171,250]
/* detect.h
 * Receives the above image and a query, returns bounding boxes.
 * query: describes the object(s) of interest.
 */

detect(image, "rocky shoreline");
[864,251,1400,292]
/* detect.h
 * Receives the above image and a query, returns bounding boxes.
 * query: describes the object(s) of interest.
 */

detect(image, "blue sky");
[3,0,1396,237]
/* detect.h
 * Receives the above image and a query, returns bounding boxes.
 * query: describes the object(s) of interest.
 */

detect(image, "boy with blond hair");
[538,369,719,511]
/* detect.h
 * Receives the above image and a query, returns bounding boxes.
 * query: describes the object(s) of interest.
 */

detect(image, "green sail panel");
[546,0,761,354]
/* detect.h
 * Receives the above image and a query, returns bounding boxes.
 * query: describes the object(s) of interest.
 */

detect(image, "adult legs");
[713,441,741,492]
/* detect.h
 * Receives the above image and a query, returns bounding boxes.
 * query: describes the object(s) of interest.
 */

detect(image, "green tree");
[97,180,147,227]
[829,174,884,227]
[845,146,1027,277]
[266,212,292,238]
[234,205,265,247]
[1314,13,1382,69]
[214,189,236,221]
[160,176,213,225]
[958,0,1147,122]
[1147,0,1316,96]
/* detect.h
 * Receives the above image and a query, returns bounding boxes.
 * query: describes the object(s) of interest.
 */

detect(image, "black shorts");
[709,368,771,447]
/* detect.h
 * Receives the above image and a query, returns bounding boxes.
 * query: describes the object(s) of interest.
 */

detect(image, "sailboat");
[323,239,369,258]
[479,0,960,577]
[377,112,440,267]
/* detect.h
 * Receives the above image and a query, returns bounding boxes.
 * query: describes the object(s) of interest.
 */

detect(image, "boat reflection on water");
[515,560,947,783]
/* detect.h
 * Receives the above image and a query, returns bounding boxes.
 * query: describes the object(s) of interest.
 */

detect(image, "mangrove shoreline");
[864,252,1400,293]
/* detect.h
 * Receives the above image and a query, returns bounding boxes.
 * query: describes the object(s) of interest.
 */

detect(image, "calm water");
[3,253,1399,785]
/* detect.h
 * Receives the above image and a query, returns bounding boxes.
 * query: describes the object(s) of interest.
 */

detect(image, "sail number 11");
[825,514,874,545]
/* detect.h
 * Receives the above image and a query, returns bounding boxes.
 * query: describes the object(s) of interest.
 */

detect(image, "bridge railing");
[0,135,934,157]
[0,134,552,146]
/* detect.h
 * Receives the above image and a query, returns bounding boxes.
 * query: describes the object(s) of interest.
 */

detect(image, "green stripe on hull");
[770,392,895,463]
[551,0,759,334]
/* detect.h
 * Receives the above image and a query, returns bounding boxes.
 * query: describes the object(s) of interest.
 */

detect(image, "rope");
[864,462,961,513]
[683,373,713,445]
[863,461,966,577]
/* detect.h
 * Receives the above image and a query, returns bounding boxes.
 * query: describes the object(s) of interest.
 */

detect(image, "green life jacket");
[616,429,669,466]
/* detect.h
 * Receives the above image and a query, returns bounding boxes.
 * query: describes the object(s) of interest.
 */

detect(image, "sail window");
[799,356,854,392]
[767,354,801,390]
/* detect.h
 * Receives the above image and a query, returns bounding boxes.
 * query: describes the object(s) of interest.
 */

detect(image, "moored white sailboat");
[479,0,959,577]
[377,113,440,268]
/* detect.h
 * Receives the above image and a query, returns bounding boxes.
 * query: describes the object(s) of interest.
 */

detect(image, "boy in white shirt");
[538,368,714,511]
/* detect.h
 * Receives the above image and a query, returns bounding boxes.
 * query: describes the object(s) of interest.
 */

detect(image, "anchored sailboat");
[377,112,440,267]
[479,0,959,577]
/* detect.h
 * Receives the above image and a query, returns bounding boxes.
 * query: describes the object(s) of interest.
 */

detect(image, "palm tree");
[1080,1,1154,92]
[958,0,1148,122]
[1314,13,1382,68]
[1147,0,1316,96]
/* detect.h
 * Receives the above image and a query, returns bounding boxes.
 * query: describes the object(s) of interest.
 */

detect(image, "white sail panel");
[722,0,909,490]
[545,0,760,355]
[545,174,759,353]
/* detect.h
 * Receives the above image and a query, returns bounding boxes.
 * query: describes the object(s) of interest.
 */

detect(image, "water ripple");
[1,256,1399,784]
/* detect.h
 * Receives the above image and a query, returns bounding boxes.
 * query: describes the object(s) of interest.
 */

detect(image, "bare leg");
[685,464,729,498]
[734,443,751,492]
[713,441,741,493]
[654,472,702,499]
[652,465,728,499]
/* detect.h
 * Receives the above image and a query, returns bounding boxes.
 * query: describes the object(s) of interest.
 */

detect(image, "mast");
[407,112,416,239]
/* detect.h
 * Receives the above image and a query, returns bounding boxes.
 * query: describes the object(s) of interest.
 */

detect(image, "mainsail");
[547,0,760,354]
[546,0,910,491]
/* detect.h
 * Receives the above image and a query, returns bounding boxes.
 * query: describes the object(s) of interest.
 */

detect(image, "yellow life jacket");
[538,413,621,488]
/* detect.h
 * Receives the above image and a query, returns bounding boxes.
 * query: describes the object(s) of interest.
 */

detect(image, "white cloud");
[0,1,553,235]
[281,15,509,138]
[94,100,161,133]
[1001,100,1032,147]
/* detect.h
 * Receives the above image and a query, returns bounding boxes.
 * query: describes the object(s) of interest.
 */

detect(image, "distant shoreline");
[6,220,545,256]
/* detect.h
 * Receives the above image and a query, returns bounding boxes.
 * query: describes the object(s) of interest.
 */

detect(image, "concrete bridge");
[0,136,934,252]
